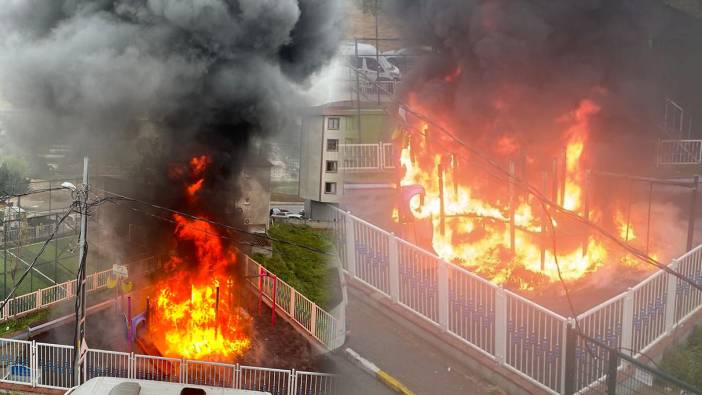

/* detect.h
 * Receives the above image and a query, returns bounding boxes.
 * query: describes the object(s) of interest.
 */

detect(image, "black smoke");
[0,0,341,217]
[387,0,702,172]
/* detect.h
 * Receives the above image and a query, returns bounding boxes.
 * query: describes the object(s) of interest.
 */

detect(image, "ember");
[148,156,251,360]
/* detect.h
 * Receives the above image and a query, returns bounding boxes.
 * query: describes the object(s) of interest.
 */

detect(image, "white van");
[65,377,271,394]
[339,41,401,82]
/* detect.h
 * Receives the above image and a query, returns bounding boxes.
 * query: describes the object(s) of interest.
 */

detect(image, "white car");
[340,41,401,81]
[65,377,271,395]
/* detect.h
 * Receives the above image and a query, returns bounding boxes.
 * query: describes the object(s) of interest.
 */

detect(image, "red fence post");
[271,275,277,326]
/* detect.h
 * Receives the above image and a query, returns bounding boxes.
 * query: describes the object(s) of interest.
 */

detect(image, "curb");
[344,348,415,395]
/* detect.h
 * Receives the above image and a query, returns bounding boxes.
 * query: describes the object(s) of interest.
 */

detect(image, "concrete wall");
[299,115,324,202]
[236,164,271,232]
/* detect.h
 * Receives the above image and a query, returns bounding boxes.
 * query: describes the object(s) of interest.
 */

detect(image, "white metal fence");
[2,222,75,244]
[0,255,154,322]
[657,139,702,165]
[0,338,336,394]
[330,207,702,394]
[339,142,394,171]
[243,256,343,351]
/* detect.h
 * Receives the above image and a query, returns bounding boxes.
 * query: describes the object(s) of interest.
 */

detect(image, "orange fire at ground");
[147,156,251,361]
[397,98,651,291]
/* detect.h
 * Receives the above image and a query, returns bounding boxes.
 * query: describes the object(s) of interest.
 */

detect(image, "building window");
[327,139,338,151]
[327,117,340,130]
[325,160,338,173]
[324,182,337,194]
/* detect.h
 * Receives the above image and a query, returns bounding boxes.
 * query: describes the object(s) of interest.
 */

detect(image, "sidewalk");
[341,286,500,395]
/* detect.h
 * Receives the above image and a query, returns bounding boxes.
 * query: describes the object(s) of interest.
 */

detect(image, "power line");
[349,66,702,293]
[91,187,335,257]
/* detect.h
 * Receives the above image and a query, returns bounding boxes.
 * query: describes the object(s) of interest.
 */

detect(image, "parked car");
[340,41,401,82]
[65,377,270,394]
[383,46,434,74]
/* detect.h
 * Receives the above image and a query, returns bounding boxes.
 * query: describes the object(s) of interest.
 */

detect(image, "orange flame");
[149,156,251,360]
[397,98,644,290]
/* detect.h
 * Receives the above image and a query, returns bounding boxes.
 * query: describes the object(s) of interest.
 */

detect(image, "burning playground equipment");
[392,98,697,299]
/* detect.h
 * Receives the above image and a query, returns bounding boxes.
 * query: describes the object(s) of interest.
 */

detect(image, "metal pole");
[582,170,590,257]
[354,38,362,142]
[561,149,567,207]
[215,285,220,324]
[625,179,633,242]
[541,172,547,271]
[687,175,699,251]
[551,158,558,203]
[452,154,458,198]
[271,276,277,326]
[438,162,445,236]
[646,182,653,254]
[375,2,380,105]
[606,348,619,395]
[563,322,576,395]
[2,222,5,299]
[509,161,516,253]
[54,213,58,283]
[73,156,89,386]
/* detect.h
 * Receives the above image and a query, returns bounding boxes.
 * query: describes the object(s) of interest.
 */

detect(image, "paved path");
[340,286,500,395]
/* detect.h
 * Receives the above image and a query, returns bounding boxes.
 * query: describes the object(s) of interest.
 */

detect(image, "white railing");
[657,139,702,165]
[339,142,394,171]
[330,207,568,394]
[244,256,343,351]
[2,222,74,244]
[0,255,155,322]
[0,338,336,394]
[330,207,702,395]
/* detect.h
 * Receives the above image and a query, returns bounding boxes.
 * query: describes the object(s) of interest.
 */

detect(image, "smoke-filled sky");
[0,0,342,170]
[388,0,702,170]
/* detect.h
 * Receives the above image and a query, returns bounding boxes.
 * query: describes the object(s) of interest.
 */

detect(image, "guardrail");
[2,222,75,245]
[657,139,702,165]
[243,256,342,351]
[0,338,336,394]
[0,256,152,322]
[330,207,702,394]
[339,142,394,171]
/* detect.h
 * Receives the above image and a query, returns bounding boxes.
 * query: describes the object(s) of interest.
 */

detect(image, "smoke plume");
[388,0,702,171]
[0,0,342,193]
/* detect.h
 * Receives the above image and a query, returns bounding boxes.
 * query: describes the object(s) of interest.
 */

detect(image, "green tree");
[0,159,29,195]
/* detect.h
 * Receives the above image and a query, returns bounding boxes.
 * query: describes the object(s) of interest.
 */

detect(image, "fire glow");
[148,156,251,360]
[397,99,650,291]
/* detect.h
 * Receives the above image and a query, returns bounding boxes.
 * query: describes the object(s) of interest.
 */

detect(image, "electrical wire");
[349,65,702,293]
[91,186,335,257]
[0,204,77,311]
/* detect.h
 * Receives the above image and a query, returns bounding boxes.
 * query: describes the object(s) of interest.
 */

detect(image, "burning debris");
[148,156,251,361]
[387,1,695,292]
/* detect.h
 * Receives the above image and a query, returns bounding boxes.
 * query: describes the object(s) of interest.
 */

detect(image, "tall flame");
[397,99,643,290]
[148,156,251,360]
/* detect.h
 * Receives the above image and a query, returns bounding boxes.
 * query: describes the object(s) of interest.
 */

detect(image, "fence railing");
[0,338,336,394]
[657,139,702,165]
[329,207,702,394]
[243,256,343,351]
[0,255,155,322]
[339,142,394,171]
[2,222,75,245]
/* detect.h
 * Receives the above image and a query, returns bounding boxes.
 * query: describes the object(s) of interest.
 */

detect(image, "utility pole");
[73,157,89,386]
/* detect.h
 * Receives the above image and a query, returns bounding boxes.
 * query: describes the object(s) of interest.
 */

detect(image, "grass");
[0,236,79,298]
[660,324,702,388]
[0,309,49,336]
[253,223,334,309]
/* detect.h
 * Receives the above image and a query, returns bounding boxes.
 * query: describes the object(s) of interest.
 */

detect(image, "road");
[340,286,500,395]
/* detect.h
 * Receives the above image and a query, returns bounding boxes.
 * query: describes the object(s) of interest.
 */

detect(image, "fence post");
[233,363,240,389]
[181,359,187,384]
[289,369,297,395]
[621,288,634,356]
[129,353,135,379]
[388,234,400,303]
[563,321,576,395]
[31,340,37,387]
[494,286,507,365]
[35,290,42,310]
[344,213,357,278]
[310,305,318,337]
[438,259,449,330]
[605,347,619,395]
[665,259,679,334]
[289,288,296,318]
